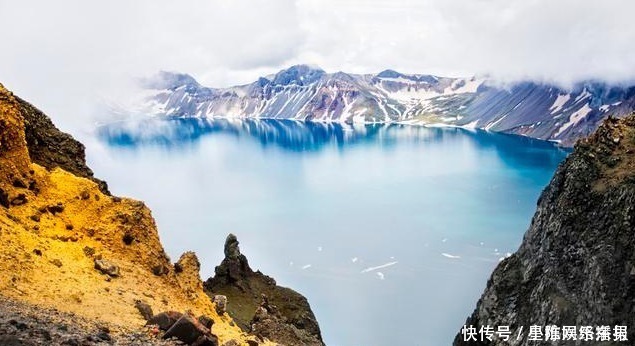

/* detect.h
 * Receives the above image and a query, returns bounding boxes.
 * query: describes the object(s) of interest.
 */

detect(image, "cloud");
[0,0,634,129]
[0,0,303,130]
[430,0,635,85]
[293,0,635,86]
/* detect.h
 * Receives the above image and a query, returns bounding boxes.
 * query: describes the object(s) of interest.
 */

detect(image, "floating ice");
[361,261,398,273]
[302,264,312,270]
[377,272,385,280]
[441,253,461,259]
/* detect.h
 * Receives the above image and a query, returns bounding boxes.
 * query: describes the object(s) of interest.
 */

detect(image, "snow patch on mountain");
[554,103,593,137]
[550,93,571,114]
[126,65,635,146]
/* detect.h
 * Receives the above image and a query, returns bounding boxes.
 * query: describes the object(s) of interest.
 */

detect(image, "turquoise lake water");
[91,118,569,346]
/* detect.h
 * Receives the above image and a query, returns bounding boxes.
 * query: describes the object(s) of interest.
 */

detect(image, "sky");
[1,0,635,130]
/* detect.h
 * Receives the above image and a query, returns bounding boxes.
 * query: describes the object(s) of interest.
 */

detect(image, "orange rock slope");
[0,84,264,345]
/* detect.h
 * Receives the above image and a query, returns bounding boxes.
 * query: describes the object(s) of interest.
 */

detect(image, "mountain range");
[131,65,635,146]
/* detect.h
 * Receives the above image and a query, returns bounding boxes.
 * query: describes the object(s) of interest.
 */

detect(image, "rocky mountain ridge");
[129,65,635,146]
[204,234,324,346]
[454,114,635,345]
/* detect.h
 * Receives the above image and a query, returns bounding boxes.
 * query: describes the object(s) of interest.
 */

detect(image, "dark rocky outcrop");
[205,234,324,346]
[146,312,184,331]
[206,234,255,291]
[162,314,218,346]
[146,311,219,346]
[455,115,635,345]
[248,293,323,346]
[15,95,109,194]
[0,187,9,208]
[134,300,154,321]
[197,315,214,330]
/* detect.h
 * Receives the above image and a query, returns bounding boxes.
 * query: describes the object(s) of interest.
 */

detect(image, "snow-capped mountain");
[133,65,635,146]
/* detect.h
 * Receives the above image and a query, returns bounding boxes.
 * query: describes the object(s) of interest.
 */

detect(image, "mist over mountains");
[129,65,635,146]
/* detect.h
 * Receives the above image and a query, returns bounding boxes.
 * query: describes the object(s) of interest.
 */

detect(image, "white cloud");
[0,0,302,130]
[1,0,634,129]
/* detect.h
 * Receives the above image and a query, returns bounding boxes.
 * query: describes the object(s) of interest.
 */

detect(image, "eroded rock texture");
[455,115,635,345]
[205,234,324,346]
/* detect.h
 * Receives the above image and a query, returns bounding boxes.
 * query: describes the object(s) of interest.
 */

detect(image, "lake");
[89,118,569,346]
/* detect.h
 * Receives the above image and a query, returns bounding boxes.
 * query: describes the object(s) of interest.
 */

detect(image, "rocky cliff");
[454,114,635,345]
[15,95,110,194]
[205,234,324,346]
[0,83,279,345]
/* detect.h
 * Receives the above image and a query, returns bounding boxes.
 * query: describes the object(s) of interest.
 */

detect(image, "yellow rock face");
[0,84,266,345]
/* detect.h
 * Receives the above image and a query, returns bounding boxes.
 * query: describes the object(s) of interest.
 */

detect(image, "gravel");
[0,296,184,346]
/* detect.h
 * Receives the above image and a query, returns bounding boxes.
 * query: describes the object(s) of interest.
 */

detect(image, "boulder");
[95,330,111,341]
[10,194,27,206]
[146,311,183,331]
[134,299,153,321]
[212,295,227,315]
[46,203,64,215]
[12,178,27,188]
[197,315,214,329]
[0,188,9,208]
[93,259,120,277]
[162,313,214,345]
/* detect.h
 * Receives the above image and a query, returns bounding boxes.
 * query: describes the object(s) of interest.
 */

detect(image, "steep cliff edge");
[0,83,267,345]
[15,95,109,194]
[205,234,324,346]
[455,115,635,345]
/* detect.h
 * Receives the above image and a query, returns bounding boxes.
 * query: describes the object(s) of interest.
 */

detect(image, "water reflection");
[98,117,569,169]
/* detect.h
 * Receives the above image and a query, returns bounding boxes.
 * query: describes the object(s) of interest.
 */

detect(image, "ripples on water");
[94,118,569,346]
